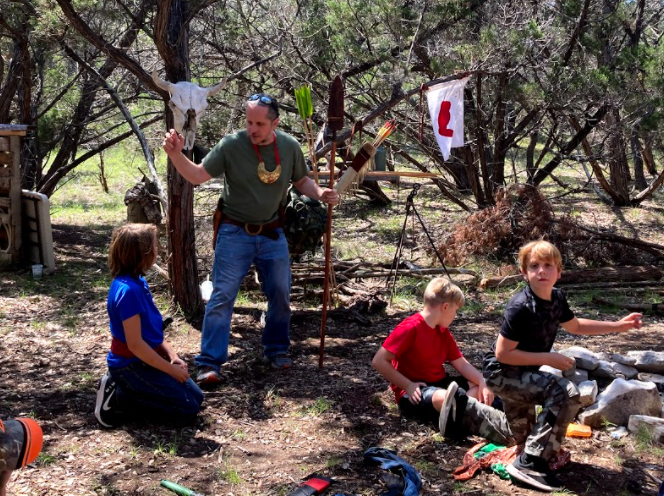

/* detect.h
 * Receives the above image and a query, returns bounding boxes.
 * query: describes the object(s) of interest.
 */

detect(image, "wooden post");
[0,125,27,264]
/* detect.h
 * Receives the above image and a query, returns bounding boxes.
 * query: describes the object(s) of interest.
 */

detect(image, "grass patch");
[413,459,434,475]
[460,298,484,316]
[634,425,664,456]
[218,460,242,484]
[231,429,247,441]
[36,452,57,466]
[300,397,332,417]
[390,276,425,310]
[264,385,283,410]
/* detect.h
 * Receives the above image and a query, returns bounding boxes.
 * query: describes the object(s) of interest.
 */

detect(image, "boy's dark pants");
[484,367,582,461]
[398,377,514,446]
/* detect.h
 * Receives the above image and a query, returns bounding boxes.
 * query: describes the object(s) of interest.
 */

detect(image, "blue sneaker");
[262,354,293,369]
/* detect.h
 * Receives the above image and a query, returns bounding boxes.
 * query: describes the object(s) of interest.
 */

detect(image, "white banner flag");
[426,76,470,160]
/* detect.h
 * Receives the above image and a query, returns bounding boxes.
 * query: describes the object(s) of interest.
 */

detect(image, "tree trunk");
[0,42,23,122]
[606,108,630,205]
[155,0,202,317]
[526,130,538,180]
[491,72,508,188]
[640,137,657,175]
[449,147,472,193]
[631,127,647,190]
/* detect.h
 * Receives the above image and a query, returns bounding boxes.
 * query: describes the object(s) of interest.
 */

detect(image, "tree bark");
[606,108,630,204]
[526,130,538,180]
[155,0,202,316]
[631,127,647,190]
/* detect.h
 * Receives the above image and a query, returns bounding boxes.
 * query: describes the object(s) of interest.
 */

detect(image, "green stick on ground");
[160,479,206,496]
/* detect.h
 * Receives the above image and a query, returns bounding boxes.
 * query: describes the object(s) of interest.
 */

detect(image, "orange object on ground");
[566,423,592,438]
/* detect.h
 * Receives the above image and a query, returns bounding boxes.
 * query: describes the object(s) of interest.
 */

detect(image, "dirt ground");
[1,219,664,496]
[3,179,664,496]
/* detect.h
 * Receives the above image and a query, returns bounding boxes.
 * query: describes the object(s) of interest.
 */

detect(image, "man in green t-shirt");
[163,93,339,386]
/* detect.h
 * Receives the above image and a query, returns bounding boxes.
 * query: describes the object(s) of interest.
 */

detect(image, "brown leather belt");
[221,216,282,240]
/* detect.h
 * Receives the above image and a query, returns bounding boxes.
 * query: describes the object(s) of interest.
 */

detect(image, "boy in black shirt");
[483,240,642,492]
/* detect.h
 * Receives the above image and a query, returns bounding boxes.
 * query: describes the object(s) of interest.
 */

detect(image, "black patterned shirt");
[483,285,575,373]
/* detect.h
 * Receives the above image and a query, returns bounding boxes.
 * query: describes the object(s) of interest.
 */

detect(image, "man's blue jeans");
[110,361,204,422]
[195,224,291,371]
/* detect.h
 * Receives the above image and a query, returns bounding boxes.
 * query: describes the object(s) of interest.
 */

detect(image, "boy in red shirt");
[373,277,512,444]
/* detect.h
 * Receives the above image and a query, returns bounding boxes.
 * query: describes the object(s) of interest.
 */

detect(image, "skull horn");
[151,70,175,94]
[206,78,228,97]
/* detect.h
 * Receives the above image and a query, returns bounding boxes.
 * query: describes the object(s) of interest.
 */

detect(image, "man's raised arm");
[162,129,212,186]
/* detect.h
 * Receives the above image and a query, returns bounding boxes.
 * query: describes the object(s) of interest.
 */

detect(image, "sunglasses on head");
[247,94,279,115]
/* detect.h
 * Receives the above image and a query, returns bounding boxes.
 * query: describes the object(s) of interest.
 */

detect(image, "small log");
[592,296,664,314]
[558,266,662,284]
[562,280,664,291]
[480,266,663,290]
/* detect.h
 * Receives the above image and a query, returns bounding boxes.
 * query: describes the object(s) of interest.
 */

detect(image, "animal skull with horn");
[152,70,227,150]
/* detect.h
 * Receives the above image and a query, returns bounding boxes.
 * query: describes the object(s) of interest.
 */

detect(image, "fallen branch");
[562,221,664,258]
[592,296,664,314]
[480,266,663,290]
[561,280,664,291]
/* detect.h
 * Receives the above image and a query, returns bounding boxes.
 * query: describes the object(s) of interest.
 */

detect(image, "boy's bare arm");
[495,335,575,370]
[156,341,188,371]
[372,347,426,404]
[123,315,190,383]
[561,313,642,335]
[449,356,494,405]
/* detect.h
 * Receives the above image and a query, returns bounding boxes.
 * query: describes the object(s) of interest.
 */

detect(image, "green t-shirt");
[203,130,308,223]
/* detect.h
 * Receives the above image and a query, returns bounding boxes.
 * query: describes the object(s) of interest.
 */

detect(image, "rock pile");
[550,347,664,441]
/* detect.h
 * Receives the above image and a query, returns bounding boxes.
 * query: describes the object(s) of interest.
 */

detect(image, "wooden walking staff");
[319,75,344,368]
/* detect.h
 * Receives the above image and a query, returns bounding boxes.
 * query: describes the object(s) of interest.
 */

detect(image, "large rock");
[570,368,589,385]
[578,380,598,409]
[539,365,563,377]
[627,415,664,442]
[578,379,662,428]
[612,362,639,380]
[562,346,600,371]
[591,360,617,379]
[638,372,664,392]
[597,352,636,367]
[627,351,664,374]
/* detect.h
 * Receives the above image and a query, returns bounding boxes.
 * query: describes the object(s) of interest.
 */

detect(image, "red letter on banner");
[437,101,454,137]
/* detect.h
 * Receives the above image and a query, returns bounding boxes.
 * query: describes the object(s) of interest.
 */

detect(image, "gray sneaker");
[94,373,119,428]
[263,354,293,369]
[438,381,459,437]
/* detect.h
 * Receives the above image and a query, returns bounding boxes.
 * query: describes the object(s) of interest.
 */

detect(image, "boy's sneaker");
[262,354,293,369]
[196,366,222,387]
[94,373,118,428]
[438,381,459,437]
[507,453,562,492]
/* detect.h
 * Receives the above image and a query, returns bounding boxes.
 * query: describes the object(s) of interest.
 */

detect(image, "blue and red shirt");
[106,274,163,369]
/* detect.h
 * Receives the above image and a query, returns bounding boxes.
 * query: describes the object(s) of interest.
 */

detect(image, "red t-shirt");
[382,312,463,403]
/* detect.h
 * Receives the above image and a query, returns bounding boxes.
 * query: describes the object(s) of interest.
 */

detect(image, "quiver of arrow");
[334,142,376,195]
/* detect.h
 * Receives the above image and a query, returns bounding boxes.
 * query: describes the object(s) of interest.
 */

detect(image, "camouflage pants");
[484,368,581,461]
[461,396,515,446]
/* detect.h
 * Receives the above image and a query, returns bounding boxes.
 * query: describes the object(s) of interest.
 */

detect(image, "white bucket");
[31,264,43,279]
